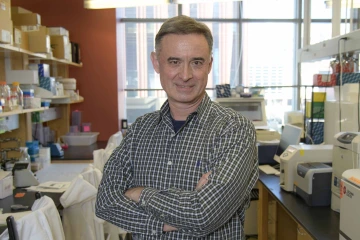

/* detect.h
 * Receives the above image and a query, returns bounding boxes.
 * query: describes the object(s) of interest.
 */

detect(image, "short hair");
[154,15,213,56]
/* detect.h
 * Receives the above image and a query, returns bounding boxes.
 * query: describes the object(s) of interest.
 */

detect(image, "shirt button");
[167,161,173,165]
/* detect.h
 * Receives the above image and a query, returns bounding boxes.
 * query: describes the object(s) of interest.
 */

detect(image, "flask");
[0,81,12,112]
[11,82,23,110]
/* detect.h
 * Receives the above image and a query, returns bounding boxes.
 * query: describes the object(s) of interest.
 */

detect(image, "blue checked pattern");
[96,93,259,239]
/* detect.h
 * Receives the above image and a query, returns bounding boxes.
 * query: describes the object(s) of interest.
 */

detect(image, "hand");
[163,224,178,232]
[195,171,211,191]
[124,187,145,203]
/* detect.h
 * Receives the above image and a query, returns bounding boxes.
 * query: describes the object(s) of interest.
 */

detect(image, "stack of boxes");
[11,6,47,53]
[305,92,326,144]
[1,5,81,64]
[0,0,12,44]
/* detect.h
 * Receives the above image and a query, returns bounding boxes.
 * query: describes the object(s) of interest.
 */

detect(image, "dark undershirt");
[171,116,186,133]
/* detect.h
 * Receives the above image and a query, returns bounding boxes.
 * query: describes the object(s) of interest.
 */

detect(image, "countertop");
[51,141,107,161]
[258,172,340,240]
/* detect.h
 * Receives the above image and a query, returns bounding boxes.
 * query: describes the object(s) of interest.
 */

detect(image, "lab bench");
[257,171,340,240]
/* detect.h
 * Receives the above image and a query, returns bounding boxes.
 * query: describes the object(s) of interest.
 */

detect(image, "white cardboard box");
[6,70,39,84]
[0,171,13,199]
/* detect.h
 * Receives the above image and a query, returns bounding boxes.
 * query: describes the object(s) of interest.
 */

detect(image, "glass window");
[311,1,352,19]
[242,0,297,19]
[116,5,177,18]
[182,2,239,19]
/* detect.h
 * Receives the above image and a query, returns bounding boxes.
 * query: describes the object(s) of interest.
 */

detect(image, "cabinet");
[0,43,83,146]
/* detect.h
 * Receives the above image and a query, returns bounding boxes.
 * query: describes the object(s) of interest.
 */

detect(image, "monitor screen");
[273,124,302,163]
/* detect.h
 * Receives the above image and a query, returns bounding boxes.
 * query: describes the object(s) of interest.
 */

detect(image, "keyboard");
[259,165,280,175]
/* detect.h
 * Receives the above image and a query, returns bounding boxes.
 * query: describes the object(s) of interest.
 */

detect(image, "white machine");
[215,97,267,127]
[12,162,39,187]
[339,169,360,240]
[293,162,332,206]
[324,100,358,145]
[331,132,360,212]
[279,144,333,192]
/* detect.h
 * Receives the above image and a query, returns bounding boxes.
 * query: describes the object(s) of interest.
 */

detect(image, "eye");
[169,60,180,65]
[192,60,204,66]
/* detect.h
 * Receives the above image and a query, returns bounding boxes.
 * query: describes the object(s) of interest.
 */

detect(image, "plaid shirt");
[96,93,259,239]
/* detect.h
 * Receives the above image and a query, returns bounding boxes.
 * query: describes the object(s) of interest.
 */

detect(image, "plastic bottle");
[0,81,12,112]
[11,82,24,110]
[19,147,31,170]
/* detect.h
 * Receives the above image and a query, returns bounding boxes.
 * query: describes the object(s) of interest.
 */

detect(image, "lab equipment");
[293,162,332,206]
[49,142,64,157]
[339,169,360,240]
[257,143,279,166]
[331,132,360,212]
[324,100,358,144]
[12,162,39,187]
[214,97,267,127]
[273,124,303,163]
[279,144,333,192]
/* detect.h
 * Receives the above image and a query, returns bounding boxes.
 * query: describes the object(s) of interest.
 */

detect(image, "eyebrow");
[167,57,206,61]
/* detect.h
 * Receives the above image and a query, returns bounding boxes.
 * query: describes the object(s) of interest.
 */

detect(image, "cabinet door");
[297,225,313,240]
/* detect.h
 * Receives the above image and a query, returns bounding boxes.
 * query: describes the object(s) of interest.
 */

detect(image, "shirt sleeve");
[138,117,259,237]
[95,126,164,236]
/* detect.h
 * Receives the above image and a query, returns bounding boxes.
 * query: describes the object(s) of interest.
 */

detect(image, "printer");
[279,144,333,192]
[332,132,360,212]
[293,162,332,206]
[340,169,360,240]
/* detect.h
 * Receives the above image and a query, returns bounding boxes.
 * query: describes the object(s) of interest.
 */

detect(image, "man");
[95,15,258,239]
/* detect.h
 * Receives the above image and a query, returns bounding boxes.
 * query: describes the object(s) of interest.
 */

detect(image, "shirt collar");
[158,92,213,126]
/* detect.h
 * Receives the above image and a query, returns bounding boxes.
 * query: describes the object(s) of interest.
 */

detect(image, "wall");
[12,0,119,141]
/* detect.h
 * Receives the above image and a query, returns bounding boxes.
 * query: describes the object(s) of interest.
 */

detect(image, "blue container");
[26,141,39,162]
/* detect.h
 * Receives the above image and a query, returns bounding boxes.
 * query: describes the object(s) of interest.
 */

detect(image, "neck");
[169,96,204,121]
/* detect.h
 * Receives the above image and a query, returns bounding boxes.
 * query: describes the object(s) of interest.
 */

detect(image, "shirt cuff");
[138,187,159,210]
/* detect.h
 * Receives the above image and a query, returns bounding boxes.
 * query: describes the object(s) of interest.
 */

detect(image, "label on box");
[0,1,5,11]
[14,29,21,44]
[21,25,40,32]
[0,29,10,43]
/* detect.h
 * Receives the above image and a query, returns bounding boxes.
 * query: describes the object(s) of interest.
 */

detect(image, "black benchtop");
[51,141,107,161]
[259,172,340,240]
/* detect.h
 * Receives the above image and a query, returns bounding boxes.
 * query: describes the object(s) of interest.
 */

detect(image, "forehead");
[159,34,210,56]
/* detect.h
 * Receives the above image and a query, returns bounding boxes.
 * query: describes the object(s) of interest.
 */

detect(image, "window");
[116,0,357,127]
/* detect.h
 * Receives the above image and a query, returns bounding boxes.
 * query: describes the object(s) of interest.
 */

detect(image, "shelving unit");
[297,28,360,63]
[297,29,360,144]
[0,41,82,146]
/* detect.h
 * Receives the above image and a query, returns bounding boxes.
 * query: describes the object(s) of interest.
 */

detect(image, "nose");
[179,64,193,81]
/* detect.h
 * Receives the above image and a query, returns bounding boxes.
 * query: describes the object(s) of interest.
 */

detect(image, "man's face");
[151,34,213,107]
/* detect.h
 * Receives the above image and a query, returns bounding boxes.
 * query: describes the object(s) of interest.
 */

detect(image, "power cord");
[338,37,348,132]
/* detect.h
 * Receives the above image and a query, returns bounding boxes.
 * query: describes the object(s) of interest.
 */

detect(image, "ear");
[208,56,213,74]
[150,52,160,73]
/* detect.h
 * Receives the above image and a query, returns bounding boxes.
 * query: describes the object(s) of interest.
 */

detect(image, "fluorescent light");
[324,0,360,8]
[84,0,170,9]
[84,0,241,9]
[173,0,239,3]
